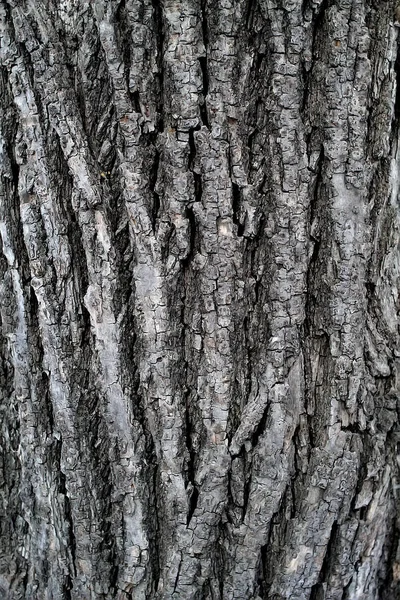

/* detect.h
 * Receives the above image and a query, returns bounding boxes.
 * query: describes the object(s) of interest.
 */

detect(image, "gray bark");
[0,0,400,598]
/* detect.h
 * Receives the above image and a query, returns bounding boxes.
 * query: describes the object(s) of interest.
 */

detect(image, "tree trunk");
[0,0,399,598]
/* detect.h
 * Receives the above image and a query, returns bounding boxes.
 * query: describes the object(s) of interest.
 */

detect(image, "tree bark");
[0,0,399,598]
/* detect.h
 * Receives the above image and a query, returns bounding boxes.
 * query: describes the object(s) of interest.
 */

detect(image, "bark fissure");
[200,0,210,129]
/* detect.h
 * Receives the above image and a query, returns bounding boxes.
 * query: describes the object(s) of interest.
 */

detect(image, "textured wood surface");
[0,0,400,598]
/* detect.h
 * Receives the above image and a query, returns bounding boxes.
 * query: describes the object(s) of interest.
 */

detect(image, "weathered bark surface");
[0,0,400,598]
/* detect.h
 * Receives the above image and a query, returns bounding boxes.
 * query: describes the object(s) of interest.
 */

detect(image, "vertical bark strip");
[0,0,399,599]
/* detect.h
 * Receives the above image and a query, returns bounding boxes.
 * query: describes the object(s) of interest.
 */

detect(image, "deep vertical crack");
[152,0,165,131]
[199,0,210,128]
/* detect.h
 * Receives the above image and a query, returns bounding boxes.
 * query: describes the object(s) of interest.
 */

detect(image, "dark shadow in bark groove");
[199,0,210,129]
[199,57,210,129]
[303,0,332,46]
[188,127,198,171]
[187,126,204,208]
[60,466,77,576]
[231,182,245,237]
[245,0,257,30]
[261,501,288,598]
[256,541,269,598]
[114,0,133,103]
[173,554,182,593]
[152,0,165,128]
[250,402,270,449]
[393,40,400,122]
[241,449,253,522]
[226,466,240,526]
[310,520,338,599]
[149,460,161,595]
[185,387,199,527]
[184,205,197,265]
[194,169,203,206]
[180,262,201,528]
[149,149,161,233]
[379,507,400,599]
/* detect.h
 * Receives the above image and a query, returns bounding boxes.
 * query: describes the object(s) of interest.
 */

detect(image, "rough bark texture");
[1,0,400,598]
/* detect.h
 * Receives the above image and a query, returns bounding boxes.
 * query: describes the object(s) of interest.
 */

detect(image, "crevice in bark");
[201,579,211,598]
[5,163,31,293]
[149,461,161,594]
[41,372,53,437]
[130,90,142,115]
[378,509,400,600]
[0,81,28,594]
[251,238,264,304]
[291,424,302,518]
[0,314,23,589]
[188,127,204,206]
[58,457,77,579]
[300,0,330,127]
[340,422,364,435]
[349,451,369,516]
[250,402,269,449]
[185,386,199,527]
[14,38,46,131]
[74,19,115,161]
[199,58,210,129]
[151,193,161,235]
[241,449,253,521]
[302,143,325,451]
[261,501,288,597]
[309,143,324,226]
[307,332,330,449]
[300,60,311,120]
[227,311,251,444]
[21,569,29,597]
[74,65,89,140]
[198,57,209,99]
[256,541,269,597]
[214,527,226,600]
[194,170,203,206]
[245,0,257,30]
[281,8,292,56]
[173,553,182,592]
[364,157,392,340]
[232,182,245,237]
[199,0,210,128]
[62,578,73,600]
[188,127,198,170]
[10,153,20,205]
[393,40,400,123]
[226,467,238,525]
[178,213,203,531]
[114,0,134,107]
[200,0,209,66]
[227,141,245,237]
[149,149,161,233]
[28,286,56,442]
[310,520,338,599]
[160,222,175,263]
[340,579,352,600]
[183,205,197,267]
[307,0,331,48]
[152,0,165,130]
